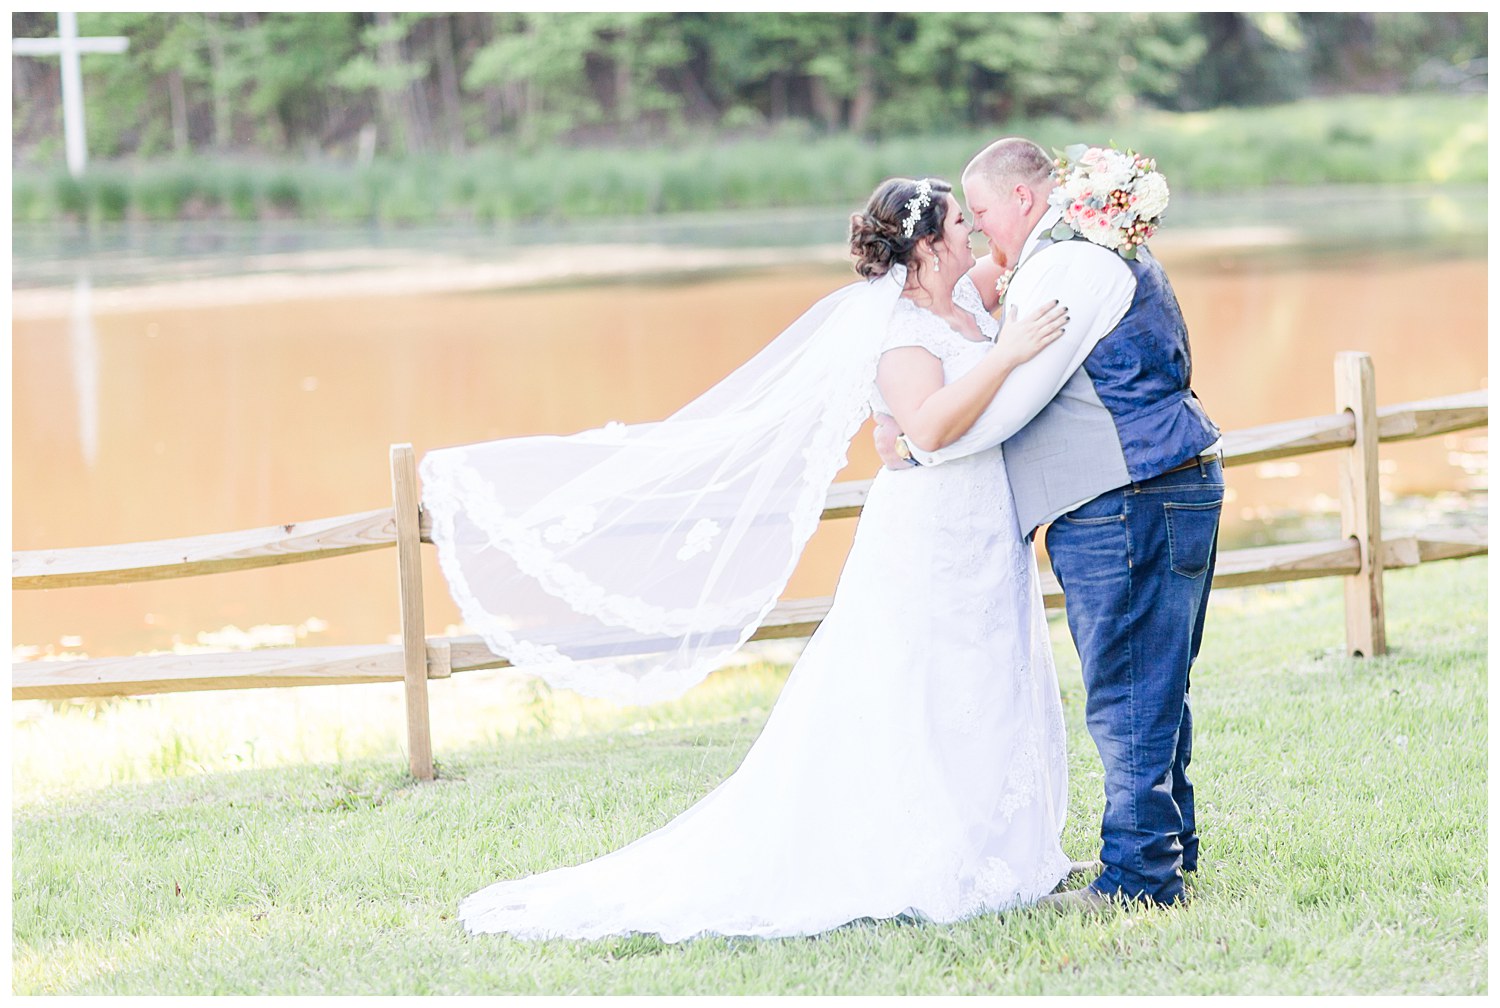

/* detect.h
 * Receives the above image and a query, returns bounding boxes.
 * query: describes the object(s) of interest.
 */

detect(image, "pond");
[11,186,1487,660]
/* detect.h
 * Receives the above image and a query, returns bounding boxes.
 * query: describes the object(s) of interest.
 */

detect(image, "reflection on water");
[11,200,1488,661]
[68,271,100,467]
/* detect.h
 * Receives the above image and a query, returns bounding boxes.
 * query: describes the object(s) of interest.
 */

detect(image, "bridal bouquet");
[1047,144,1169,260]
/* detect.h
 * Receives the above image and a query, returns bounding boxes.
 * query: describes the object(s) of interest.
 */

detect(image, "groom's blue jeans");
[1044,457,1223,905]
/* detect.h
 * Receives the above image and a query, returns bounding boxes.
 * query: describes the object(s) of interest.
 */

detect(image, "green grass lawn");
[12,557,1487,994]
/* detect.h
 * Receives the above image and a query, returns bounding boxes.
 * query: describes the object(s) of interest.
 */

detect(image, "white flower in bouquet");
[1090,152,1137,194]
[1131,171,1170,221]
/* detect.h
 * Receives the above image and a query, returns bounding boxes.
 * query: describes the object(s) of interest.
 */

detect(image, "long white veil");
[420,265,906,704]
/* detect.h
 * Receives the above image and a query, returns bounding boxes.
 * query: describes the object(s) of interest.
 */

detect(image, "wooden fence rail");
[12,354,1488,782]
[13,390,1485,592]
[15,529,1487,703]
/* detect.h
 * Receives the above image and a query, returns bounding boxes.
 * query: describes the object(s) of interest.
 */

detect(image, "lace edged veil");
[419,265,907,704]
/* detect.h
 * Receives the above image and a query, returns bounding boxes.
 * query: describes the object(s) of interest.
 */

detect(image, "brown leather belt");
[1162,450,1223,476]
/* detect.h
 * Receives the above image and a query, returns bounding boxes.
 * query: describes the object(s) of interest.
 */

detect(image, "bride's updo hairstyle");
[849,176,954,279]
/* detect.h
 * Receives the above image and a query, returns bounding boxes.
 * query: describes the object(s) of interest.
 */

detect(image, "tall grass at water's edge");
[11,94,1487,228]
[10,557,1487,995]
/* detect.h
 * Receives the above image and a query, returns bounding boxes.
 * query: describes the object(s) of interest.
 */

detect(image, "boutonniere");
[994,265,1018,307]
[1046,144,1170,261]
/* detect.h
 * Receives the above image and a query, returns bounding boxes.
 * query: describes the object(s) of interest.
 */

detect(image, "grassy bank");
[12,94,1486,228]
[11,556,1486,995]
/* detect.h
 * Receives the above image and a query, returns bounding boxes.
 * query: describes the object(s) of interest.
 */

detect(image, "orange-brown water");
[12,253,1486,659]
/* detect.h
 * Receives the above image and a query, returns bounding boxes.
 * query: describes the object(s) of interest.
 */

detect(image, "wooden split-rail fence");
[13,352,1488,781]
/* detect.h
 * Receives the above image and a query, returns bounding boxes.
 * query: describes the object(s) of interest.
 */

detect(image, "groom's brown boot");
[1036,886,1124,914]
[1051,860,1104,893]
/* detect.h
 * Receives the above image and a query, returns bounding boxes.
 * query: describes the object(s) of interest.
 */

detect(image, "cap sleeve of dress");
[879,302,963,361]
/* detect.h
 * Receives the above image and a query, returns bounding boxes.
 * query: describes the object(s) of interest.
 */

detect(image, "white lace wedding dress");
[460,276,1071,941]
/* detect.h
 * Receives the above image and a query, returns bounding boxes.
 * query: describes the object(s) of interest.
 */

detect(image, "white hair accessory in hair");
[900,179,933,239]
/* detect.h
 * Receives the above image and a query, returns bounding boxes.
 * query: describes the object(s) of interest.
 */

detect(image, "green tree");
[238,13,359,152]
[335,12,432,155]
[881,12,1204,128]
[9,12,1489,166]
[1177,12,1310,109]
[1301,12,1487,92]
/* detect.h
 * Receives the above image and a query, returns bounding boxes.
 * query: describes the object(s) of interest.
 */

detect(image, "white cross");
[12,13,129,177]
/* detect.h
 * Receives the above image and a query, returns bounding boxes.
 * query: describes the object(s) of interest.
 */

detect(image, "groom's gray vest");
[1004,240,1220,535]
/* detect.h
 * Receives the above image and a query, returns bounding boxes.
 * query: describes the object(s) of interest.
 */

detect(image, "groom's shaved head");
[963,138,1053,189]
[961,137,1056,264]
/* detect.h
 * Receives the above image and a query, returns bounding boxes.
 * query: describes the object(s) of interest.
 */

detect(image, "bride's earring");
[931,253,940,269]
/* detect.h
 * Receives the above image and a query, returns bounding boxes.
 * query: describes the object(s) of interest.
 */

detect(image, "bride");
[421,177,1075,941]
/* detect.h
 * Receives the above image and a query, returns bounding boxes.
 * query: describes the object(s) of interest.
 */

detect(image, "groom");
[875,137,1223,909]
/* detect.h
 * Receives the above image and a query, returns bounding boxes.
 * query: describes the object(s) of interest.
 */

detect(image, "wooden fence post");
[1335,352,1386,657]
[390,443,435,780]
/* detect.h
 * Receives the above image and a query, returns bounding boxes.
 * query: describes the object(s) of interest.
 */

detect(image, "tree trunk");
[848,13,877,133]
[522,21,539,138]
[433,14,465,153]
[808,75,840,131]
[675,63,716,123]
[402,15,434,153]
[614,43,633,125]
[204,13,232,150]
[374,11,414,154]
[168,70,190,154]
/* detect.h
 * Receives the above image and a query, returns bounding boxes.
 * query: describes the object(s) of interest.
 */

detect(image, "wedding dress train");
[459,277,1071,941]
